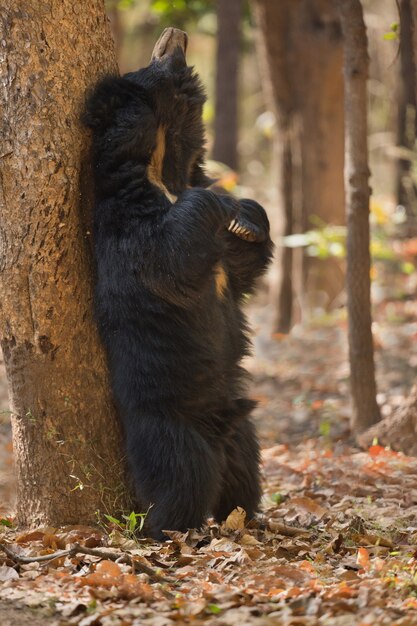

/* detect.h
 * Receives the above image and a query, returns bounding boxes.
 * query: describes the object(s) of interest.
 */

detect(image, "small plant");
[101,509,151,539]
[0,518,13,528]
[270,492,283,505]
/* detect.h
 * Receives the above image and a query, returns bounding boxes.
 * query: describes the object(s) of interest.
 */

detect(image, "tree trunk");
[276,128,295,333]
[359,0,417,452]
[397,0,417,230]
[108,3,123,60]
[212,0,242,170]
[336,0,380,434]
[412,1,417,91]
[252,0,345,331]
[252,0,296,332]
[0,0,132,527]
[295,1,345,314]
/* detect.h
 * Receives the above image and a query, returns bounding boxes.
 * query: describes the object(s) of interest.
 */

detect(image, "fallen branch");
[0,542,175,594]
[0,542,71,564]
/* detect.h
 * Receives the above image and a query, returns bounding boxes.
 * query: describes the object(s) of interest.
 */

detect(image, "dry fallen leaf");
[0,564,19,581]
[223,507,246,531]
[357,547,370,570]
[80,559,122,588]
[205,537,242,553]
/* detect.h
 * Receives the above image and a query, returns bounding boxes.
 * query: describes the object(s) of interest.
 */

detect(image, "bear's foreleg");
[224,200,274,297]
[144,188,239,305]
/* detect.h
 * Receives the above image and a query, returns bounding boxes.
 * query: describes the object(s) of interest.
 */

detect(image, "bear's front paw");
[228,199,269,243]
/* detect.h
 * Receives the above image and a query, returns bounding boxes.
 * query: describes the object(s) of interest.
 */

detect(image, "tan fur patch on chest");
[147,126,177,203]
[214,262,228,298]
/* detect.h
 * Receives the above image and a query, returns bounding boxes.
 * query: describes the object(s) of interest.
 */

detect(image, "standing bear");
[84,28,273,539]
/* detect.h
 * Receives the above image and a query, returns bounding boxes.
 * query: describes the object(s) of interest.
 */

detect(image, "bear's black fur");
[84,41,273,539]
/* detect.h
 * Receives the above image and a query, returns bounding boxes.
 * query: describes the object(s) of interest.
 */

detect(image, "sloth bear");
[84,28,273,539]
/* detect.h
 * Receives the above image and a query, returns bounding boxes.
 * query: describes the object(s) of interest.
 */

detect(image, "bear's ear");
[82,76,144,131]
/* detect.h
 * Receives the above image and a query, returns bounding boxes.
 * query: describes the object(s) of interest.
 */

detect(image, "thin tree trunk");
[359,0,417,452]
[108,3,123,60]
[412,1,417,89]
[0,0,132,527]
[337,0,380,434]
[252,0,344,331]
[397,0,417,229]
[252,0,296,332]
[295,1,345,314]
[212,0,242,170]
[277,127,294,332]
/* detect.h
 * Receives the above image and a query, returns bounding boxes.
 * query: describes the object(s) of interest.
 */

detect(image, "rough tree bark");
[0,0,132,526]
[336,0,380,434]
[253,0,345,332]
[212,0,243,170]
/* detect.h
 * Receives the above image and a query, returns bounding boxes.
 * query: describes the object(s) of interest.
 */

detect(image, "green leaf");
[128,511,138,532]
[87,599,97,613]
[401,261,415,275]
[118,0,136,9]
[104,514,122,526]
[383,32,397,41]
[152,0,171,12]
[319,419,331,438]
[136,512,146,532]
[207,604,222,615]
[271,492,283,504]
[0,518,13,528]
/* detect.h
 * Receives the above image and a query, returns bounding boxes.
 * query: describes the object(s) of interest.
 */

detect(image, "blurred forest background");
[104,0,412,327]
[1,0,416,506]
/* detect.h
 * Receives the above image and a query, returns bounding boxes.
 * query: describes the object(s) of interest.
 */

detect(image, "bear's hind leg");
[213,417,261,524]
[126,414,221,540]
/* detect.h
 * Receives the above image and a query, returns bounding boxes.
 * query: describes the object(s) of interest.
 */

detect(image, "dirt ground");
[0,600,58,626]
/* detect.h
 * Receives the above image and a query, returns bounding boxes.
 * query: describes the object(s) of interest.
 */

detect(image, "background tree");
[359,0,417,453]
[336,0,380,434]
[252,0,345,332]
[251,0,294,332]
[212,0,243,170]
[149,0,242,170]
[396,0,417,232]
[0,0,131,527]
[107,0,123,58]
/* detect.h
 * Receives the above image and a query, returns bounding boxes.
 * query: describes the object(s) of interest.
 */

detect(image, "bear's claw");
[228,219,258,242]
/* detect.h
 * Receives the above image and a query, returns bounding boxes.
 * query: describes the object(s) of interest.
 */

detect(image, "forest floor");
[1,289,417,625]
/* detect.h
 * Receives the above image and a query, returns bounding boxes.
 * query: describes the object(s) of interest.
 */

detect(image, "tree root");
[358,383,417,456]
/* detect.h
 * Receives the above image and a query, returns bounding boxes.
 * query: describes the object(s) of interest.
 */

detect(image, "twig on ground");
[0,542,175,595]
